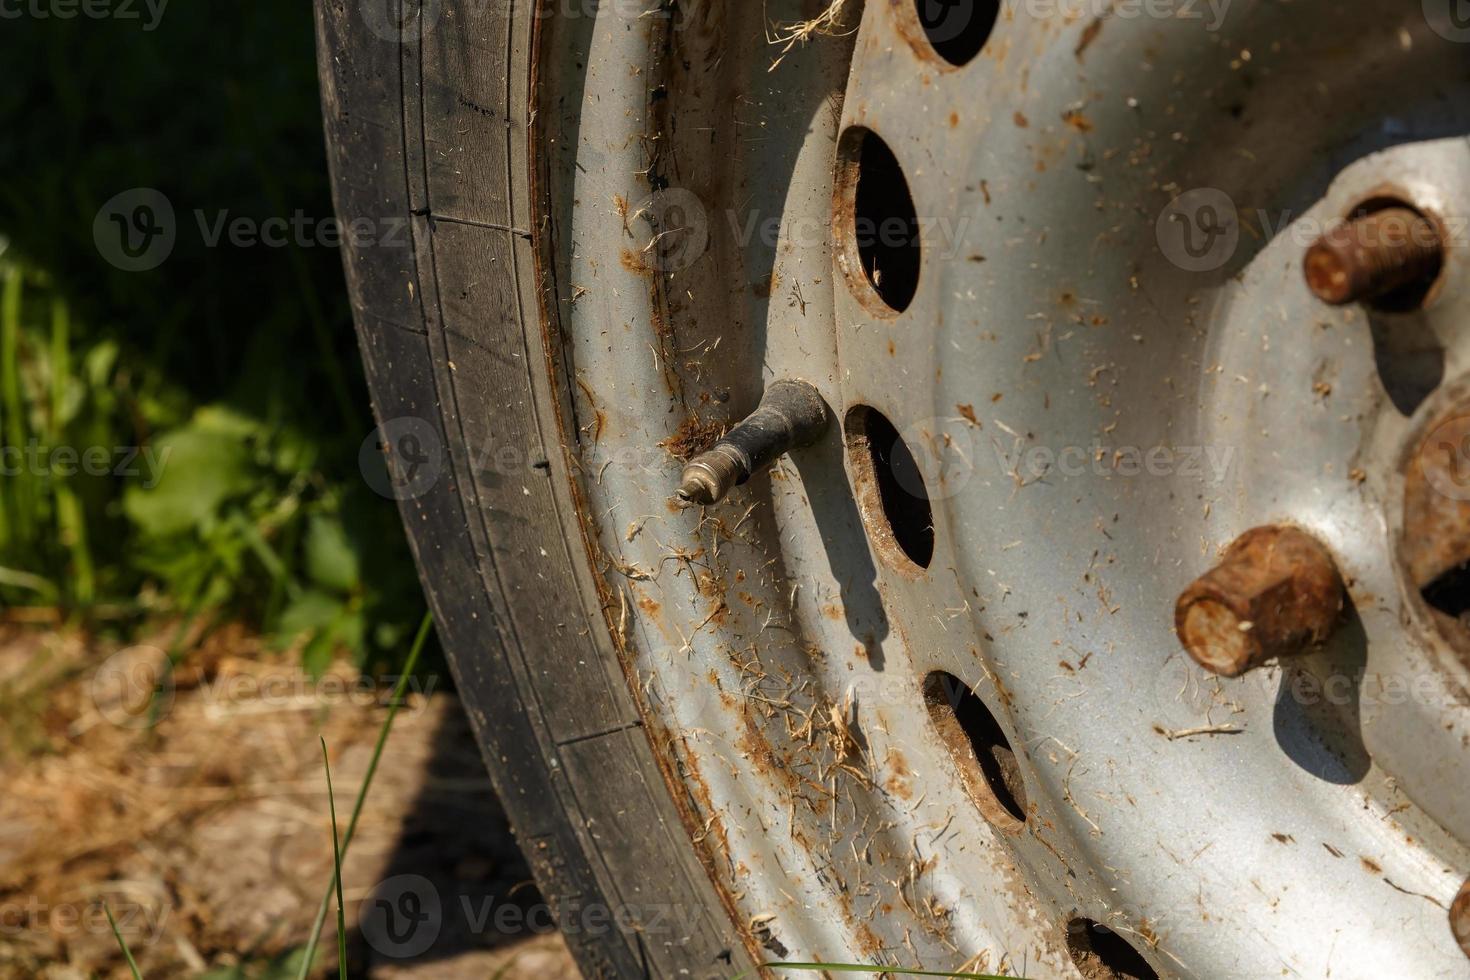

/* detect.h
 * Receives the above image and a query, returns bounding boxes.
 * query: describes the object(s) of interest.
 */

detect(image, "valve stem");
[675,380,830,507]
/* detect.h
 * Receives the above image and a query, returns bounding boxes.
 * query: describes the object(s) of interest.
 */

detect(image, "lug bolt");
[675,380,830,507]
[1175,526,1345,677]
[1303,207,1442,306]
[1453,878,1470,959]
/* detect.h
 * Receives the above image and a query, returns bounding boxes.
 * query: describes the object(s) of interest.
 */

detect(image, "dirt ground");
[0,624,578,979]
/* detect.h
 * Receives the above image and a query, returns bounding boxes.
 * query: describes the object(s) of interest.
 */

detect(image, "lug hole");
[913,0,999,67]
[1422,561,1470,622]
[835,128,921,314]
[922,672,1027,830]
[844,406,934,570]
[1065,918,1159,980]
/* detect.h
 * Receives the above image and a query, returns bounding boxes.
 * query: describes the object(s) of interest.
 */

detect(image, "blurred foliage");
[0,4,429,673]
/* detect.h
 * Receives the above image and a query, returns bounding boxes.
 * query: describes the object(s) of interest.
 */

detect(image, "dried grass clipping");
[767,0,855,72]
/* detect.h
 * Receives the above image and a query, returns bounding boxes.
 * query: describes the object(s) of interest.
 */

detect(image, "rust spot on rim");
[1075,17,1105,61]
[661,415,726,461]
[1451,878,1470,958]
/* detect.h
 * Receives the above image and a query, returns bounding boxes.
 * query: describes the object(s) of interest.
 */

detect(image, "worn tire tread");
[313,3,749,976]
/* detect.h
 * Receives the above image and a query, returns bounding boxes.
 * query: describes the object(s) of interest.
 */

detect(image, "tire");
[313,3,752,976]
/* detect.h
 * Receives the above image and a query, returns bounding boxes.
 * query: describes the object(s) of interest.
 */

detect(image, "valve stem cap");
[1175,526,1345,677]
[676,450,744,507]
[674,380,829,507]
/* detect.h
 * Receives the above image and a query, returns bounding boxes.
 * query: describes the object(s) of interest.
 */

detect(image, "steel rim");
[535,2,1470,974]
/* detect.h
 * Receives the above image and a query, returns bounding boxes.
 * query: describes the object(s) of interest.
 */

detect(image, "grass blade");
[296,611,434,980]
[47,291,65,427]
[49,293,94,605]
[104,901,145,979]
[320,737,348,980]
[0,564,58,599]
[0,264,23,550]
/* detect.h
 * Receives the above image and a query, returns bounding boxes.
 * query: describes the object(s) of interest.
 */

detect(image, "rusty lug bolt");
[1175,526,1346,677]
[1453,878,1470,959]
[1303,207,1443,306]
[675,380,830,507]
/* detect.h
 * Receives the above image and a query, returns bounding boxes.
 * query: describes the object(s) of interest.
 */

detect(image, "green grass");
[0,6,430,675]
[16,4,439,975]
[104,902,145,980]
[320,737,349,980]
[0,257,426,676]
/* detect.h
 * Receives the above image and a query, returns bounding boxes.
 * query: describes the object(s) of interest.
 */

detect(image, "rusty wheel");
[322,0,1470,975]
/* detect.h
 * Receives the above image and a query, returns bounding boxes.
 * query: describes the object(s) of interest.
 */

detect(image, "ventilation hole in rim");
[845,406,933,569]
[837,128,921,313]
[1423,560,1470,623]
[922,672,1027,828]
[914,0,1000,67]
[1065,919,1160,980]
